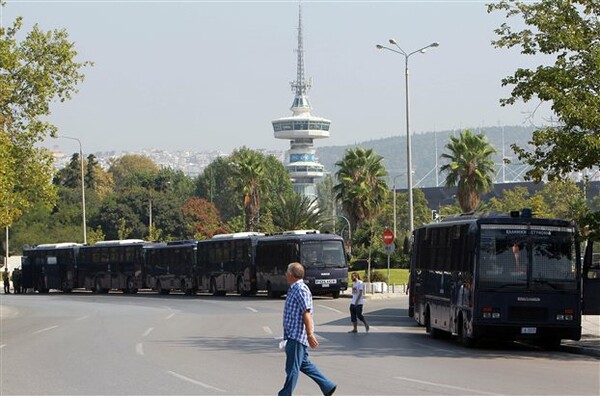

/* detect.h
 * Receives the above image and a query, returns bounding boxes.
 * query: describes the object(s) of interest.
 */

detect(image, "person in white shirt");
[349,272,369,333]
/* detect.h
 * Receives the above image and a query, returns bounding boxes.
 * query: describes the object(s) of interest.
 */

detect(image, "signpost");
[382,229,394,291]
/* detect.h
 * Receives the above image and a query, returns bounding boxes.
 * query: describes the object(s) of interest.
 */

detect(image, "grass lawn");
[348,268,409,285]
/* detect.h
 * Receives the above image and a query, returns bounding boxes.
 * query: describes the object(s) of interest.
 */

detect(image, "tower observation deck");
[272,2,330,199]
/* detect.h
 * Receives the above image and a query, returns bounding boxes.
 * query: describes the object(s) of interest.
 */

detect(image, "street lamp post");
[322,215,352,255]
[376,39,439,232]
[56,135,87,244]
[391,174,402,242]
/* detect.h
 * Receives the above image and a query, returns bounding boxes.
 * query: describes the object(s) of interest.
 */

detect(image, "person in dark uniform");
[2,267,10,294]
[11,268,21,294]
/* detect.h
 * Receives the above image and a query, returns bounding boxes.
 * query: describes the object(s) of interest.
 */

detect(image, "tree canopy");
[488,0,600,181]
[440,129,496,212]
[0,9,92,227]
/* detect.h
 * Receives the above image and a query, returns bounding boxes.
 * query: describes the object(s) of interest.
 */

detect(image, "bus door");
[583,240,600,314]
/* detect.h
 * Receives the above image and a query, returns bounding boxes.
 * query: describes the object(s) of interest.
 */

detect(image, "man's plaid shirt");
[283,279,313,347]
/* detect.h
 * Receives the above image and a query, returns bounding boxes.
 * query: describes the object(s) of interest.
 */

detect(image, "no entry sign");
[382,229,394,245]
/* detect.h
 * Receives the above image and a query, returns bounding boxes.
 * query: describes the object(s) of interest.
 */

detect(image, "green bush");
[365,270,386,283]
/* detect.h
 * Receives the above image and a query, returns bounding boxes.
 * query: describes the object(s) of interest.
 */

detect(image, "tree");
[272,193,321,232]
[0,9,92,227]
[181,197,227,239]
[334,147,389,281]
[230,147,266,232]
[488,0,600,182]
[108,154,159,190]
[440,129,497,213]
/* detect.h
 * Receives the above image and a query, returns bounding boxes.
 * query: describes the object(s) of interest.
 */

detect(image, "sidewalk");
[343,289,600,357]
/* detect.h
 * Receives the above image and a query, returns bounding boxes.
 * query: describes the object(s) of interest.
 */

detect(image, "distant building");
[271,2,329,199]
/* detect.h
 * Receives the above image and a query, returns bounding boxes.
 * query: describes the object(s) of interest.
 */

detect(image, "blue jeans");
[278,339,336,396]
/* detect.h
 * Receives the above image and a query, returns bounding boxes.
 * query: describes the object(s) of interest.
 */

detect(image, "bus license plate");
[315,279,337,287]
[521,327,537,335]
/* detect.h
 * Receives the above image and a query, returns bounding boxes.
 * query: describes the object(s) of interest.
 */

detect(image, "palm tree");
[334,147,389,281]
[230,147,266,231]
[440,129,496,213]
[272,192,321,231]
[333,147,389,231]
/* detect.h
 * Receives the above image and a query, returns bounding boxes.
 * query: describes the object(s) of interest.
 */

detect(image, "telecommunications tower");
[272,2,330,199]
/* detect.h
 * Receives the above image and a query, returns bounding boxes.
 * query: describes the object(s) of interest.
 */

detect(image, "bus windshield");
[301,241,346,269]
[478,225,577,291]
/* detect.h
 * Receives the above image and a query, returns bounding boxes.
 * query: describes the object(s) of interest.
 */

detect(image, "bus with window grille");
[196,233,263,296]
[77,239,148,294]
[143,240,198,295]
[408,210,588,348]
[22,243,82,293]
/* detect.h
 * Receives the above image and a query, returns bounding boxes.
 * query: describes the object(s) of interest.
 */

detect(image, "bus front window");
[479,230,528,287]
[301,241,346,268]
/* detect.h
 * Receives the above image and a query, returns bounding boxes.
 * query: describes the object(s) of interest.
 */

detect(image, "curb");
[560,344,600,358]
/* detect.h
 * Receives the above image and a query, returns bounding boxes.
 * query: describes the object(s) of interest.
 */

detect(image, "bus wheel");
[458,314,475,348]
[181,279,191,295]
[332,291,340,299]
[125,277,135,294]
[425,308,442,339]
[267,282,277,298]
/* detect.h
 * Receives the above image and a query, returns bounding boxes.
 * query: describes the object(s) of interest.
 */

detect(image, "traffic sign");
[382,229,394,245]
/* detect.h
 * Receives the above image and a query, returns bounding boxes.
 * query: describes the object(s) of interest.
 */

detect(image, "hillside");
[315,125,535,188]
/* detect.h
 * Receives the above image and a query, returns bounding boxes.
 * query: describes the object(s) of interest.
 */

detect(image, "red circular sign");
[382,229,394,244]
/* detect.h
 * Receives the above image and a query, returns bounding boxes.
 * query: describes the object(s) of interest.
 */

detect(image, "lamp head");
[376,44,384,49]
[389,38,397,45]
[430,42,440,47]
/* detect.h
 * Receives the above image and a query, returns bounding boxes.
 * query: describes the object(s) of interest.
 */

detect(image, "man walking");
[349,272,369,333]
[279,262,336,396]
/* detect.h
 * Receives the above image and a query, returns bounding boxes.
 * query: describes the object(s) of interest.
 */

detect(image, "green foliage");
[271,193,321,232]
[440,129,496,212]
[488,0,600,181]
[0,12,91,227]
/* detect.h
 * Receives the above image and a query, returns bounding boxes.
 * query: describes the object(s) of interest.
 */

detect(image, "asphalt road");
[1,292,598,395]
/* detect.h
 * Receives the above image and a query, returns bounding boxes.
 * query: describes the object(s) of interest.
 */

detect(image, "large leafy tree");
[181,197,227,239]
[440,130,497,213]
[0,10,91,228]
[488,0,600,182]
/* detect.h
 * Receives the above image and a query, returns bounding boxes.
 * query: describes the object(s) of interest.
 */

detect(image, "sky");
[2,0,554,155]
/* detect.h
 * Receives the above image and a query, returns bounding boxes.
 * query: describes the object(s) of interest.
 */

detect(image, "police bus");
[143,240,198,295]
[255,231,349,298]
[408,210,599,348]
[77,239,148,294]
[196,233,262,296]
[22,242,82,293]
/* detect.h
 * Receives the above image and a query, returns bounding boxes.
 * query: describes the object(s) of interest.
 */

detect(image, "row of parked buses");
[407,210,600,348]
[21,231,349,298]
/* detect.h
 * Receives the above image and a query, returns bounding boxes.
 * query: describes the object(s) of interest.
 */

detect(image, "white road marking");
[165,313,175,320]
[75,315,89,321]
[32,325,59,335]
[317,304,344,314]
[263,326,273,335]
[0,344,6,349]
[413,341,458,354]
[246,306,258,313]
[394,376,502,395]
[167,370,226,393]
[142,327,154,337]
[136,343,144,356]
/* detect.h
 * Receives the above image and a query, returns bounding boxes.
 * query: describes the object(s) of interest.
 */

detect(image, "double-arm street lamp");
[376,39,439,232]
[55,135,87,244]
